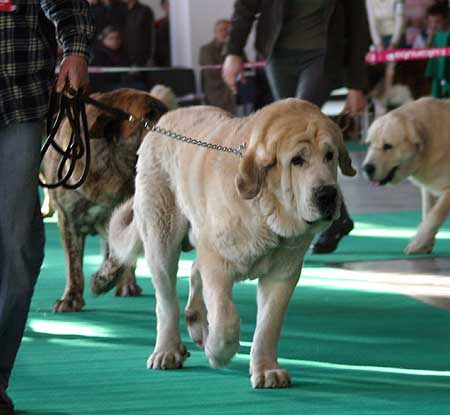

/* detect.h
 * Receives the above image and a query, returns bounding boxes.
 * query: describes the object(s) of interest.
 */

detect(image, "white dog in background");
[363,97,450,254]
[102,99,356,388]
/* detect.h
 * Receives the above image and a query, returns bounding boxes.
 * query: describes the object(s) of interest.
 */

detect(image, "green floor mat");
[8,211,450,414]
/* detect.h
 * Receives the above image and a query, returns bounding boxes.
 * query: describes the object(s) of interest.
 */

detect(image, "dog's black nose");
[313,185,338,219]
[363,163,375,178]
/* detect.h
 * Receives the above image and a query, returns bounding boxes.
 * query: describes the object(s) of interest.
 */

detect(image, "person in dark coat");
[222,0,370,254]
[154,0,171,67]
[124,0,155,66]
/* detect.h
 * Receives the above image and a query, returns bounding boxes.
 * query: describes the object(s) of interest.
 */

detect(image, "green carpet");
[8,211,450,415]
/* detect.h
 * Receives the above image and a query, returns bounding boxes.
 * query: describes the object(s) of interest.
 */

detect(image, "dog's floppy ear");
[331,123,356,177]
[89,113,122,140]
[235,144,274,199]
[404,116,427,152]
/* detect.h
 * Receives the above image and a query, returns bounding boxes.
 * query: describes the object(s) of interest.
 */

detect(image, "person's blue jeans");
[265,48,337,107]
[0,121,45,389]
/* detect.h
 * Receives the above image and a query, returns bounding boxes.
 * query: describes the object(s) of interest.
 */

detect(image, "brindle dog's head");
[88,88,168,142]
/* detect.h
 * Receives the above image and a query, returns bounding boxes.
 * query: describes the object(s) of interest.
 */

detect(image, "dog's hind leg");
[53,209,86,312]
[135,188,190,370]
[90,239,142,297]
[115,265,142,297]
[185,261,208,349]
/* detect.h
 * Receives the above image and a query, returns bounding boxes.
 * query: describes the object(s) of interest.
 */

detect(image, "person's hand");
[344,89,366,116]
[56,55,89,96]
[375,43,384,51]
[222,54,244,94]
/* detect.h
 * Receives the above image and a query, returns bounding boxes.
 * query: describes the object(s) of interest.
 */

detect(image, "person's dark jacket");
[154,17,171,67]
[124,1,155,66]
[227,0,370,91]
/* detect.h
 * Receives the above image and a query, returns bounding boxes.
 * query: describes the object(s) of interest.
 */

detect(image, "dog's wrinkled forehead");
[249,100,333,150]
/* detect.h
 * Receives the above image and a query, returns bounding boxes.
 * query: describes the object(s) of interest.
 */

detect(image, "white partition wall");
[169,0,236,68]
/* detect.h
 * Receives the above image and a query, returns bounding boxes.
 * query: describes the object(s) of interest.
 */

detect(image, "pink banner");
[366,47,450,64]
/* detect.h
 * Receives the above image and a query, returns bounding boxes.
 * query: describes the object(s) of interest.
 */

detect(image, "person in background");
[200,19,237,113]
[103,0,128,36]
[366,0,406,50]
[0,1,94,414]
[91,26,130,92]
[124,0,155,66]
[87,0,108,36]
[154,0,171,67]
[222,0,369,254]
[413,3,449,48]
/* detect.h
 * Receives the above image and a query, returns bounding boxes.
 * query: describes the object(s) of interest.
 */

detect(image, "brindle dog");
[44,87,170,312]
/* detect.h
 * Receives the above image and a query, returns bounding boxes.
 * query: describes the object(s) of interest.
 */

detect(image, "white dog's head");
[235,99,356,237]
[363,112,425,186]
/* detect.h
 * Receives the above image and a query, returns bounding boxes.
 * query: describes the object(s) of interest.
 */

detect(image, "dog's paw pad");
[53,296,85,313]
[115,283,142,297]
[251,368,291,389]
[147,344,189,370]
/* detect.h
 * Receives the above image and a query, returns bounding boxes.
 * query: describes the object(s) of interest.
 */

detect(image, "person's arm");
[343,0,370,115]
[223,0,260,93]
[389,0,405,49]
[365,0,383,50]
[40,0,95,93]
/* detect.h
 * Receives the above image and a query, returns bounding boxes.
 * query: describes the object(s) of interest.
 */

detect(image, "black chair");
[146,67,201,106]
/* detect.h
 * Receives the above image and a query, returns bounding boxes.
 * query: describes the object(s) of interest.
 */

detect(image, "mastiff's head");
[363,112,425,186]
[235,98,356,237]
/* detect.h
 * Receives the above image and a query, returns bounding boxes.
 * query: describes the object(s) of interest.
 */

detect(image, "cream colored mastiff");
[107,99,356,388]
[363,97,450,254]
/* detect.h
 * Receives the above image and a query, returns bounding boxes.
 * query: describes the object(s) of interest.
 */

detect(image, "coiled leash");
[40,85,92,189]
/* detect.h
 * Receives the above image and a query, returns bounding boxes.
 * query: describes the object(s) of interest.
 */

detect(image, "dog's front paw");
[251,368,292,389]
[404,235,435,255]
[53,294,85,312]
[205,328,240,368]
[147,344,190,370]
[115,282,142,297]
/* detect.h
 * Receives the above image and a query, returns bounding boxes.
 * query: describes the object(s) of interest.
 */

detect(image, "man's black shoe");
[311,217,354,254]
[0,386,14,415]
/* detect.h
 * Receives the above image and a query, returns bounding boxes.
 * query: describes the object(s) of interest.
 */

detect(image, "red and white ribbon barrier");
[366,47,450,64]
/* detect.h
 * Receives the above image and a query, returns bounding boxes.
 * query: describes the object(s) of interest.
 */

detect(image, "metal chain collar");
[128,114,247,159]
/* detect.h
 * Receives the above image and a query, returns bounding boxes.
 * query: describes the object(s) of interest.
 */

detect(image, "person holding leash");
[222,0,370,254]
[0,1,94,413]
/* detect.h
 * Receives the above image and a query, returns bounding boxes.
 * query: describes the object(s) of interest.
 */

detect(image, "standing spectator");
[104,0,128,36]
[0,1,94,414]
[222,0,369,254]
[124,0,155,66]
[154,0,171,67]
[366,0,406,50]
[200,19,237,113]
[91,26,130,92]
[87,0,108,36]
[413,3,449,48]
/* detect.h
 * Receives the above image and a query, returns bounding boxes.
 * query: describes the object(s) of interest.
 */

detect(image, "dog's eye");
[291,155,305,166]
[383,143,393,151]
[325,151,334,162]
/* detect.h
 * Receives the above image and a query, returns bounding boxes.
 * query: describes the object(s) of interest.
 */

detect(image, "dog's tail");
[108,197,143,265]
[149,84,178,111]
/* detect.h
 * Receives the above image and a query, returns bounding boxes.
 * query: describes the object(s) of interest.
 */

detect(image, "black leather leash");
[40,87,131,189]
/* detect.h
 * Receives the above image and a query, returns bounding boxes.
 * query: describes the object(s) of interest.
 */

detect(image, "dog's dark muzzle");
[313,185,338,221]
